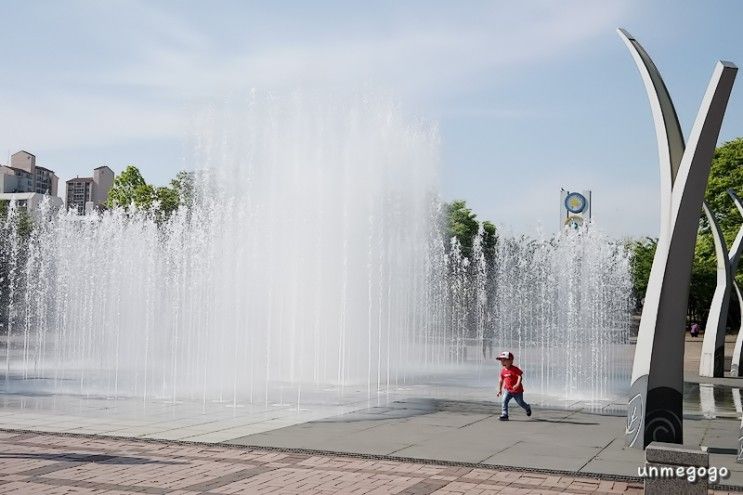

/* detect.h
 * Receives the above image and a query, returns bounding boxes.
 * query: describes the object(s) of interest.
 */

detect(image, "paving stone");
[0,431,650,494]
[0,388,740,492]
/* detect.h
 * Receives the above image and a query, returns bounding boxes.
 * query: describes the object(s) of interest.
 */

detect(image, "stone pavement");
[685,336,740,386]
[1,394,742,491]
[229,399,743,489]
[0,369,631,444]
[0,430,648,494]
[1,338,742,492]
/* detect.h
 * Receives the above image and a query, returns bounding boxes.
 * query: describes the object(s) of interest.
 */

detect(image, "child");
[496,351,531,421]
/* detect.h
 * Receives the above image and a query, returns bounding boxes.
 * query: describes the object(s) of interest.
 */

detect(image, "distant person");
[482,334,493,359]
[690,322,700,338]
[496,351,531,421]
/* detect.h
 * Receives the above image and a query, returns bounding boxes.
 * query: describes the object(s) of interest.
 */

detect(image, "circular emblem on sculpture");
[564,215,584,230]
[565,192,587,214]
[645,408,682,444]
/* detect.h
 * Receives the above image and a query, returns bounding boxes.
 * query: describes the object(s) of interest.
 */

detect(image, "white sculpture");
[618,28,737,448]
[727,189,743,376]
[699,191,743,377]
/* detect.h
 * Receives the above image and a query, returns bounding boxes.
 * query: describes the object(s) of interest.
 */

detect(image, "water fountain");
[490,229,633,405]
[0,92,633,411]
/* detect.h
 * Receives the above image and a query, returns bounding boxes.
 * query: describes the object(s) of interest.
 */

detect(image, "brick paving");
[0,430,730,494]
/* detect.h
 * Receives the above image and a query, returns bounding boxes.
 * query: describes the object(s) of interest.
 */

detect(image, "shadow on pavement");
[531,418,600,426]
[0,452,187,465]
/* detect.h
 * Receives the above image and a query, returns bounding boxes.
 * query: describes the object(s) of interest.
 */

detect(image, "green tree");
[689,233,718,323]
[106,166,156,210]
[106,166,192,221]
[170,171,195,208]
[0,202,34,238]
[702,137,743,244]
[154,186,180,221]
[630,138,743,326]
[16,210,33,238]
[696,138,743,324]
[446,200,479,258]
[629,237,656,308]
[482,220,497,264]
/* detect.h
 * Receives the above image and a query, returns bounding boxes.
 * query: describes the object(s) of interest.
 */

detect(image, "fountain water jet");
[1,92,634,410]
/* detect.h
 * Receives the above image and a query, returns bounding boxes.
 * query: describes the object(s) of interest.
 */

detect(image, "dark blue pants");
[502,391,529,416]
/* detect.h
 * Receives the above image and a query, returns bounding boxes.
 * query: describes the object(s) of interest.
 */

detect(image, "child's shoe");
[526,405,532,417]
[498,415,509,421]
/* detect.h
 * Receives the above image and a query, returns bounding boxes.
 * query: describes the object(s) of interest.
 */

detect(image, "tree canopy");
[482,220,497,258]
[106,166,193,220]
[628,237,656,309]
[446,200,480,259]
[0,202,33,238]
[630,138,743,326]
[170,171,195,208]
[106,166,156,211]
[444,200,497,265]
[702,137,743,243]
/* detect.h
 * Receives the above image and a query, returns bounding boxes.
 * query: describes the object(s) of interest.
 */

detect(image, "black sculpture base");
[626,374,683,449]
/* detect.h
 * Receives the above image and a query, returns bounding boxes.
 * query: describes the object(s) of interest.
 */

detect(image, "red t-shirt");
[500,365,524,393]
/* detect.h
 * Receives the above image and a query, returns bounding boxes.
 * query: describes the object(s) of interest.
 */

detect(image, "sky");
[1,0,742,238]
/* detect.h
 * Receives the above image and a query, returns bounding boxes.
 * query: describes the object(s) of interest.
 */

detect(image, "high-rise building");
[8,150,59,195]
[65,166,115,214]
[0,150,62,211]
[0,165,33,193]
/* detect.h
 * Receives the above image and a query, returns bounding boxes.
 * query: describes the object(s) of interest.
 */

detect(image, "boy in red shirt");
[496,351,531,421]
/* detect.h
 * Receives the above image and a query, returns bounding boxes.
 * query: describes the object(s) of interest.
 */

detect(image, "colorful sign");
[565,192,587,214]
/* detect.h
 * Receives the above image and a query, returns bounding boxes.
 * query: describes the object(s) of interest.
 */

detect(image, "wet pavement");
[0,337,742,492]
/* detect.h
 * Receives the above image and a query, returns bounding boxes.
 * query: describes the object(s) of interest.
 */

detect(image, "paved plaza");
[0,339,741,493]
[0,430,647,494]
[229,399,743,486]
[0,396,741,493]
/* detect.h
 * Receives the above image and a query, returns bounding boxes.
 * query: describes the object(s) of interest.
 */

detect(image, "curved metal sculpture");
[729,190,743,376]
[733,281,743,375]
[618,28,737,449]
[699,203,732,377]
[700,191,743,377]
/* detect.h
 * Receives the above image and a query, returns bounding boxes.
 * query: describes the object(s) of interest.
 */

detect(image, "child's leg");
[512,393,532,415]
[501,391,513,416]
[513,393,529,409]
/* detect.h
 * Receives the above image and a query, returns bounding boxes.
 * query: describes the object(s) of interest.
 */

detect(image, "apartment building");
[66,166,114,214]
[0,150,62,211]
[4,150,59,195]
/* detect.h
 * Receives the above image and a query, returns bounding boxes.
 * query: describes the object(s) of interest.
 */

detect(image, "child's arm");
[497,377,503,396]
[514,375,522,390]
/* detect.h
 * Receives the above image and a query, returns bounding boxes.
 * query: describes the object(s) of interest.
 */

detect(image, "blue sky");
[1,0,742,238]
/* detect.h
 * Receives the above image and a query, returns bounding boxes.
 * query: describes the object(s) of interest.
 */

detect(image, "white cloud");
[91,1,627,97]
[0,93,183,150]
[0,1,628,152]
[2,0,653,236]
